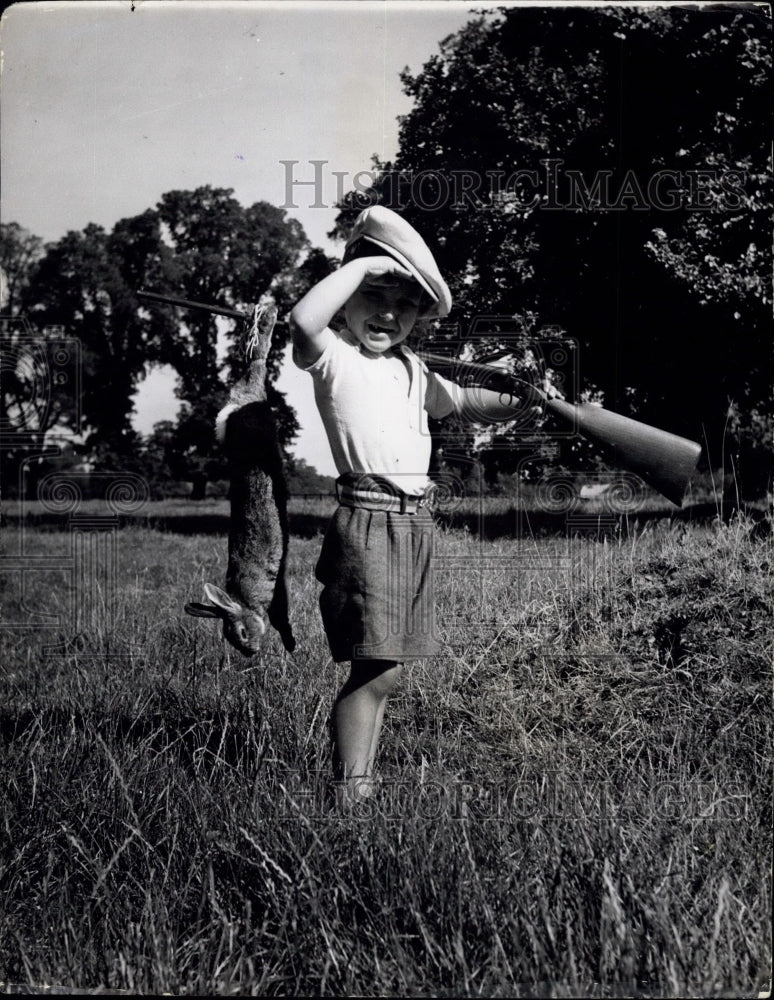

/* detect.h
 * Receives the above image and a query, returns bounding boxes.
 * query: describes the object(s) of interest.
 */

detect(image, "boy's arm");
[289,255,413,367]
[448,380,562,423]
[455,385,531,423]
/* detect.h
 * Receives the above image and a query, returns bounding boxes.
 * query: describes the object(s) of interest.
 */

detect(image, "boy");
[290,206,530,803]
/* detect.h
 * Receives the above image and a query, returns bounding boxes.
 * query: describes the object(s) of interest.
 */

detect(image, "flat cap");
[343,205,452,317]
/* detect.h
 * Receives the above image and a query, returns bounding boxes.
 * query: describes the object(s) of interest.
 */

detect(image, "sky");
[0,0,484,476]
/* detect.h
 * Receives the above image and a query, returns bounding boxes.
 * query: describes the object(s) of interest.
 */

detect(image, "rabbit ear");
[185,601,222,619]
[203,582,243,616]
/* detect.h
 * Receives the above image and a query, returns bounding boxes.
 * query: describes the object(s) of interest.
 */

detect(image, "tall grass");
[0,507,770,996]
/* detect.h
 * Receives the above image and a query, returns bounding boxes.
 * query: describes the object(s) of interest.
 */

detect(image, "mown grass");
[0,504,770,996]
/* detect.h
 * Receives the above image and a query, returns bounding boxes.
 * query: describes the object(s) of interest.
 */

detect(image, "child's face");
[345,274,424,354]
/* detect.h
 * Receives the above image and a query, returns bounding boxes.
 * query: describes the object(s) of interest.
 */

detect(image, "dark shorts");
[315,504,443,663]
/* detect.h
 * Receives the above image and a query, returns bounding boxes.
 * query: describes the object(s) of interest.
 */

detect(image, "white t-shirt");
[295,327,458,495]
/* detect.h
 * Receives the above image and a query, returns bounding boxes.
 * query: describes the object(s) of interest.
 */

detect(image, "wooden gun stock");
[417,352,702,507]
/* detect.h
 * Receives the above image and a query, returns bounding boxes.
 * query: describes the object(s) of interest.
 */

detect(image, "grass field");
[0,497,771,996]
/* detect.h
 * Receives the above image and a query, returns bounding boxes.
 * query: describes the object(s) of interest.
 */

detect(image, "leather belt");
[335,474,431,515]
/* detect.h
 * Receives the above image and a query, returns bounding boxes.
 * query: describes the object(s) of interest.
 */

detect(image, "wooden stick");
[137,288,249,321]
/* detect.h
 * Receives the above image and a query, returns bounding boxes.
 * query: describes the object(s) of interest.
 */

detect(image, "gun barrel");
[417,351,701,507]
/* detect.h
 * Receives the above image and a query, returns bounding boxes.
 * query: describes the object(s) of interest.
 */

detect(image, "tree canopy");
[0,222,44,314]
[333,5,772,494]
[5,189,315,494]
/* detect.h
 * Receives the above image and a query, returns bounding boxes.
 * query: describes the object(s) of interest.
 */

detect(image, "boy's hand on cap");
[344,205,452,316]
[355,255,415,282]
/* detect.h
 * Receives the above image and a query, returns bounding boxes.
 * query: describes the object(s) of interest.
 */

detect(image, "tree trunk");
[24,455,47,501]
[190,471,208,500]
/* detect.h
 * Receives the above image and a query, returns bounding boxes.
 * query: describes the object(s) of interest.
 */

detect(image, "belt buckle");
[399,492,408,515]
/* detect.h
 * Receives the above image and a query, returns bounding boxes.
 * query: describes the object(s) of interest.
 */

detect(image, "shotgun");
[416,352,702,507]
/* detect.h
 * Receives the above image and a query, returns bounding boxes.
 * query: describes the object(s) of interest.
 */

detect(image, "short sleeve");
[292,327,337,374]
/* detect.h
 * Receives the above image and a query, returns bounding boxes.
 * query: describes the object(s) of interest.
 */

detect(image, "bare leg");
[331,659,403,799]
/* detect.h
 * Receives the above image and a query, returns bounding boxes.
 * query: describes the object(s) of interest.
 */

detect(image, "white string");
[245,303,266,359]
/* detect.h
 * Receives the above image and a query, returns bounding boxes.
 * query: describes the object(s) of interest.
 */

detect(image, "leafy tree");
[22,221,169,465]
[19,187,315,495]
[0,225,91,496]
[0,313,85,498]
[146,187,310,494]
[0,222,44,313]
[333,5,772,497]
[135,419,178,496]
[285,456,336,495]
[153,187,307,401]
[142,239,337,499]
[157,397,227,499]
